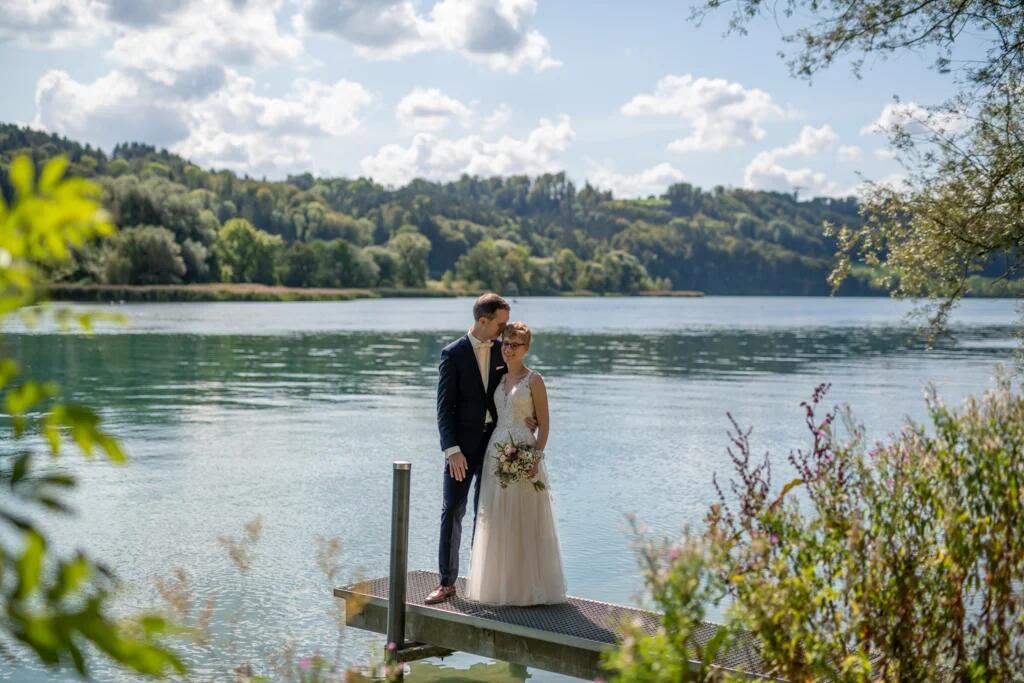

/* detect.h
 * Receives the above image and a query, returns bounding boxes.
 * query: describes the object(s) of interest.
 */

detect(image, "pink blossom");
[387,641,397,652]
[300,657,311,671]
[668,547,680,562]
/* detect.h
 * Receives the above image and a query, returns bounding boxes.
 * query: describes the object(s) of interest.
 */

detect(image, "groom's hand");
[447,452,468,481]
[524,415,539,431]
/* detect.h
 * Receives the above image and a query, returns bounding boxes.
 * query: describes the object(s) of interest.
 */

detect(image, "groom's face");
[480,309,510,341]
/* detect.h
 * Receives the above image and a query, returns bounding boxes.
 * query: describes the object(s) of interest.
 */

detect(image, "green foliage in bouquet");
[0,156,183,676]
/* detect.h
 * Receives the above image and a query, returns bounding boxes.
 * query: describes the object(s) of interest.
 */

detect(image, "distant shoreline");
[48,284,706,302]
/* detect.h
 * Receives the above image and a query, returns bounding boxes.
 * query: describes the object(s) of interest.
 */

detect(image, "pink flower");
[387,641,397,652]
[499,454,507,462]
[504,445,515,456]
[299,657,311,671]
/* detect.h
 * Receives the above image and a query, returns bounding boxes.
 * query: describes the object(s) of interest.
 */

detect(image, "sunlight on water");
[0,297,1017,681]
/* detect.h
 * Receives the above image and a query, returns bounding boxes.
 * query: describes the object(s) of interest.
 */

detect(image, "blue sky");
[0,0,969,197]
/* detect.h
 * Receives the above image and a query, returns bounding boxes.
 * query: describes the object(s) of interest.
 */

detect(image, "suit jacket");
[437,334,506,457]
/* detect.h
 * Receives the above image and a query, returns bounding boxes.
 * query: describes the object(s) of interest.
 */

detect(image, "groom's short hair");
[473,293,510,321]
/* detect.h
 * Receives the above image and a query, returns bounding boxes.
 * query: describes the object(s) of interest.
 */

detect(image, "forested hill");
[0,122,881,296]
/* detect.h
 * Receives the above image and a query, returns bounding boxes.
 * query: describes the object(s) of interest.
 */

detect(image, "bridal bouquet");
[492,433,545,491]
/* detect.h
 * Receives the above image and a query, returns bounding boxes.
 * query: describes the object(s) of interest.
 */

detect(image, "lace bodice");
[493,369,537,446]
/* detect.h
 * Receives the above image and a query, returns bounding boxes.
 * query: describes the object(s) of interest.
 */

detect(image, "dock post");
[386,461,411,675]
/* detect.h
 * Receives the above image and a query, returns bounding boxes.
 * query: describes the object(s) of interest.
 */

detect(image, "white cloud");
[622,74,784,152]
[741,125,844,197]
[771,124,837,159]
[173,71,372,175]
[293,0,428,58]
[33,69,189,149]
[2,1,301,92]
[106,0,301,90]
[586,162,685,198]
[360,114,574,186]
[0,0,107,48]
[32,68,372,177]
[296,0,559,72]
[481,103,512,132]
[396,87,472,132]
[743,151,841,197]
[874,147,898,160]
[861,101,969,137]
[838,145,862,162]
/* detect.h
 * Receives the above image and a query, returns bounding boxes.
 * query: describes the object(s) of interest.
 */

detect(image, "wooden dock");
[340,462,779,680]
[335,570,774,680]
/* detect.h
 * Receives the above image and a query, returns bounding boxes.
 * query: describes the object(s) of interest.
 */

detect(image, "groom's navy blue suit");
[436,334,506,587]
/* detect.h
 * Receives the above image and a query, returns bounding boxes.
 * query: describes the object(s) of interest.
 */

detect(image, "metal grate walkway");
[335,570,773,680]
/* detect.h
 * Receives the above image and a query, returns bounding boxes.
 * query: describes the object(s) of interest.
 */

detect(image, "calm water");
[0,297,1018,682]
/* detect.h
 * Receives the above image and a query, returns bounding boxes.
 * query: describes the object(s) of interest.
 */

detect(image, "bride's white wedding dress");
[466,369,567,605]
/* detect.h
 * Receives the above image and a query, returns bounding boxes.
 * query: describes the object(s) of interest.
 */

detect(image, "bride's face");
[502,336,529,362]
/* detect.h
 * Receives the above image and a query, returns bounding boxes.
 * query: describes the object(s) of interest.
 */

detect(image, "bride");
[466,321,567,605]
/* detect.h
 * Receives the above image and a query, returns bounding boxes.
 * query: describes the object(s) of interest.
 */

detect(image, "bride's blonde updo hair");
[503,321,532,348]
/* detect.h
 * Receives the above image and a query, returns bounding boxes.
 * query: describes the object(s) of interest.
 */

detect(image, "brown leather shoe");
[424,584,456,604]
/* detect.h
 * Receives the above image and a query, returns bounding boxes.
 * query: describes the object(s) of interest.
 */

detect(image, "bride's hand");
[524,415,539,432]
[528,464,539,479]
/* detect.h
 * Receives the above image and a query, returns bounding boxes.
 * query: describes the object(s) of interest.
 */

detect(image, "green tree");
[103,225,186,285]
[277,241,319,288]
[0,156,182,676]
[364,246,399,287]
[214,218,282,284]
[696,0,1024,331]
[456,239,532,294]
[387,231,431,288]
[598,250,651,294]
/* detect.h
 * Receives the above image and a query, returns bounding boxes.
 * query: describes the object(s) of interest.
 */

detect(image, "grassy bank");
[48,284,704,302]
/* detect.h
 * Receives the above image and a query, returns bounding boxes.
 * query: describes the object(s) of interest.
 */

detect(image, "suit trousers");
[438,425,493,586]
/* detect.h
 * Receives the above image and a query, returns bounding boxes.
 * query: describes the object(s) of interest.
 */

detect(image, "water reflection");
[3,325,1013,417]
[0,300,1016,683]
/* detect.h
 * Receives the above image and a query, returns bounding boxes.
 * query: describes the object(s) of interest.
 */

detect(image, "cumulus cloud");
[742,124,845,197]
[0,0,107,48]
[861,101,969,137]
[360,115,574,186]
[296,0,559,72]
[838,145,862,162]
[33,68,373,177]
[106,0,301,90]
[33,69,189,149]
[586,162,685,198]
[173,72,372,174]
[396,87,472,132]
[622,74,784,152]
[481,103,512,132]
[743,151,840,197]
[769,124,837,159]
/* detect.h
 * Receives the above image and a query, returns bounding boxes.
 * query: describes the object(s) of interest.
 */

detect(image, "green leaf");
[14,530,46,600]
[11,453,30,485]
[5,380,58,415]
[9,156,34,198]
[38,157,68,195]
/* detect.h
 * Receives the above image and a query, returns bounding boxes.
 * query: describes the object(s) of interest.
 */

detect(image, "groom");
[427,293,528,604]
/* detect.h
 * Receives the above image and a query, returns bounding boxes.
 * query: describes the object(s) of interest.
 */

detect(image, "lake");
[0,296,1018,682]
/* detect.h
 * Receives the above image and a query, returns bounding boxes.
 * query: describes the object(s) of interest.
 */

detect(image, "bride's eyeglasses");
[503,342,528,351]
